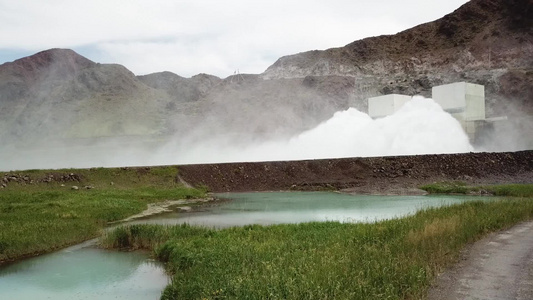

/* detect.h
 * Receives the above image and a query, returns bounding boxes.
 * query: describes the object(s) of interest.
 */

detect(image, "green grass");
[0,166,206,263]
[419,181,471,194]
[420,182,533,197]
[103,193,533,299]
[2,165,182,190]
[486,184,533,197]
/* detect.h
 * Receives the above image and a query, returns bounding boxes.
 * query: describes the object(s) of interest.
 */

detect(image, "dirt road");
[428,221,533,300]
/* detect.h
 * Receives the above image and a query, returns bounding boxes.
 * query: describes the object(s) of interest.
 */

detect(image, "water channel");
[0,192,490,299]
[0,241,168,300]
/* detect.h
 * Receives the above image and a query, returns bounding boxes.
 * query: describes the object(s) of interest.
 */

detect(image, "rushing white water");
[173,96,473,164]
[0,96,473,170]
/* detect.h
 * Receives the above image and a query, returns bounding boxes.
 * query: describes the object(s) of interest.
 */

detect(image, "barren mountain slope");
[0,49,175,143]
[263,0,532,116]
[138,71,222,104]
[192,0,532,146]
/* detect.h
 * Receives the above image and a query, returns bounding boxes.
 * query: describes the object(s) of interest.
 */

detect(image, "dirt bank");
[177,151,533,193]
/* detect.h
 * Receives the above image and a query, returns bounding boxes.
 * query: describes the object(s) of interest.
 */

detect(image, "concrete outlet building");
[367,82,498,145]
[368,94,411,119]
[432,82,486,143]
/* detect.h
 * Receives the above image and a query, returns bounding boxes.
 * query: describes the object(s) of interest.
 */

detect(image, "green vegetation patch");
[486,184,533,197]
[420,182,533,197]
[104,197,533,300]
[419,181,472,194]
[0,166,206,263]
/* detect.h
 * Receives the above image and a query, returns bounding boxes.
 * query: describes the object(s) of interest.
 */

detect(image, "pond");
[0,192,490,299]
[129,191,490,227]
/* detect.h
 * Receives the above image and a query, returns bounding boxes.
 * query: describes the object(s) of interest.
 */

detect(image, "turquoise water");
[131,192,491,228]
[0,242,168,300]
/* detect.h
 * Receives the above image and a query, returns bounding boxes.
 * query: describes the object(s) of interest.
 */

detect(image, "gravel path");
[428,221,533,300]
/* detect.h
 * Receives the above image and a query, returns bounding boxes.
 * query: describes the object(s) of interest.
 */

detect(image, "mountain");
[0,49,175,144]
[266,0,532,78]
[263,0,532,116]
[138,71,221,103]
[0,0,531,156]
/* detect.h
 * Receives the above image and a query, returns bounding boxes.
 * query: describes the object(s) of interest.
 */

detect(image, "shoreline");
[108,196,217,224]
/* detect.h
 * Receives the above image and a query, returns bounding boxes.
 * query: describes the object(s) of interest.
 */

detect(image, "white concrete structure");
[432,82,486,141]
[368,94,411,118]
[366,82,493,145]
[432,82,485,121]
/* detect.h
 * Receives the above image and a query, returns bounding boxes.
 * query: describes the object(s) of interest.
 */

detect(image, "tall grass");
[0,166,206,263]
[420,183,533,197]
[419,181,471,194]
[103,197,533,300]
[487,184,533,197]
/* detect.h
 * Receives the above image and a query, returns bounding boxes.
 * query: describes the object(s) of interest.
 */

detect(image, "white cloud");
[0,0,469,77]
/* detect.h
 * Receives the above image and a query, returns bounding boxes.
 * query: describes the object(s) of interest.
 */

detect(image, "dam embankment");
[177,151,533,193]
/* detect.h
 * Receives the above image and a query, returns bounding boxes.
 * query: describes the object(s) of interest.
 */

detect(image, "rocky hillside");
[263,0,532,116]
[0,0,531,155]
[0,51,355,147]
[265,0,532,78]
[0,49,175,143]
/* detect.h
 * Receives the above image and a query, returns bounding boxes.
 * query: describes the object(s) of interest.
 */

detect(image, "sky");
[0,0,469,78]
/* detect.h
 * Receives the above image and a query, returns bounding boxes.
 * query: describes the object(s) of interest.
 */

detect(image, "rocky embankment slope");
[177,151,533,194]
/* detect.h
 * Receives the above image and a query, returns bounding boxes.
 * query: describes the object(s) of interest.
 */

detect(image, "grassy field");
[103,185,533,300]
[0,166,206,263]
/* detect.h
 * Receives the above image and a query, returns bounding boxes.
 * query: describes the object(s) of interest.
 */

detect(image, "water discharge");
[0,97,472,170]
[168,96,473,164]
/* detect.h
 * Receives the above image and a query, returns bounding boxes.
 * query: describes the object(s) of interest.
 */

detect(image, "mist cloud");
[0,96,475,171]
[164,96,472,165]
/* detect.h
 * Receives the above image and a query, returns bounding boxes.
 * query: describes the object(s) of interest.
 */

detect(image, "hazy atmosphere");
[1,0,531,171]
[158,97,473,165]
[0,97,474,170]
